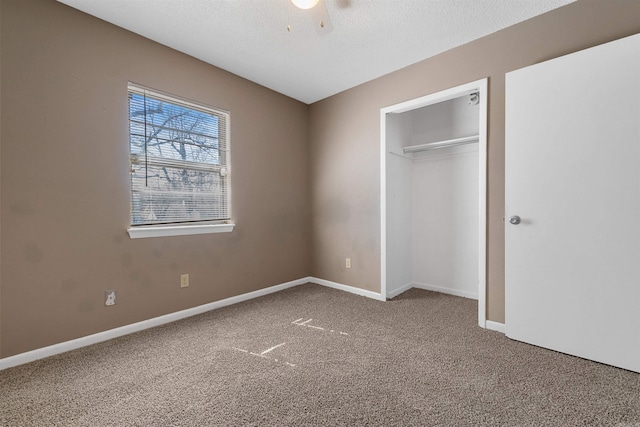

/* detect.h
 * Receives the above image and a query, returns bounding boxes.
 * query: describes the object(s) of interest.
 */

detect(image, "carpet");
[1,283,639,426]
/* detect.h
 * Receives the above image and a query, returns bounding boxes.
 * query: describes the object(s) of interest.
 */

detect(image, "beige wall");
[310,0,640,323]
[0,0,311,357]
[3,0,640,359]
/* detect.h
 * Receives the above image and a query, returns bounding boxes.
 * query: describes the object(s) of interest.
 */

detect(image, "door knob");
[509,215,521,225]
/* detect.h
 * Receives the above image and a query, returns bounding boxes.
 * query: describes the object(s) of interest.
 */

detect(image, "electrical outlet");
[105,290,117,306]
[346,258,352,269]
[180,274,189,288]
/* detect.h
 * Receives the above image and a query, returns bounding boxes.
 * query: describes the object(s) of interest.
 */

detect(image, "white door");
[505,34,640,373]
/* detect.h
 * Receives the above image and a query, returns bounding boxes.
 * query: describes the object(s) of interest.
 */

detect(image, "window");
[127,83,233,238]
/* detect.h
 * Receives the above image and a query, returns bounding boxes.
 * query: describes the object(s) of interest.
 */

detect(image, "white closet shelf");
[403,135,479,154]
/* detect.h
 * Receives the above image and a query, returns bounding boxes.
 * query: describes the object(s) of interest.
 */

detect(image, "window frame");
[126,83,234,239]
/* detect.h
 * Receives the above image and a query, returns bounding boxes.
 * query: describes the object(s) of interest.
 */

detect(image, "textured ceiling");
[57,0,575,104]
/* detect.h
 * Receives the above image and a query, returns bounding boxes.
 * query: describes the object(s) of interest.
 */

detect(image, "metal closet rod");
[402,135,479,154]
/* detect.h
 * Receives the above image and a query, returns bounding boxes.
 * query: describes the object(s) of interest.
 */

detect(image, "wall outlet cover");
[105,290,117,306]
[180,274,189,288]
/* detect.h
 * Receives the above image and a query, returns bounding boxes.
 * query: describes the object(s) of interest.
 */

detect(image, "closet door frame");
[380,78,489,328]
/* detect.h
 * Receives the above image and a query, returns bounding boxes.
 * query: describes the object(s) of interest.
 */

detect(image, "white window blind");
[128,83,230,226]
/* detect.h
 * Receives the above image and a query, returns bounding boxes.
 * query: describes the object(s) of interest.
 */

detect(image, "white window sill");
[127,223,235,239]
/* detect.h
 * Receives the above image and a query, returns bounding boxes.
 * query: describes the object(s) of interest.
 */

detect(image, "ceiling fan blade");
[309,0,334,34]
[334,0,352,9]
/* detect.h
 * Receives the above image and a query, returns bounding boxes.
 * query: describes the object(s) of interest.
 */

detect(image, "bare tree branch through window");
[128,84,230,225]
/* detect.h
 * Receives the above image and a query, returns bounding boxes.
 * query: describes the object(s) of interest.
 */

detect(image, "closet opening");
[380,79,488,328]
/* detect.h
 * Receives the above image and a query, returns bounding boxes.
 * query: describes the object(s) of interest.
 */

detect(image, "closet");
[381,79,487,326]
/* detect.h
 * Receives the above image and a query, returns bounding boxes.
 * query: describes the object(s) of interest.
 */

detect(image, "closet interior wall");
[386,95,479,299]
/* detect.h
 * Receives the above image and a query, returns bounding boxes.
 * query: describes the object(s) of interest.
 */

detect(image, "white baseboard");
[386,282,414,299]
[0,277,308,371]
[308,277,386,301]
[412,282,478,300]
[0,276,463,371]
[486,320,505,334]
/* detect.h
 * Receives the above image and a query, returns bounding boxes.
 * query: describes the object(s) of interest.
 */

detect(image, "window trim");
[127,82,233,237]
[127,222,235,239]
